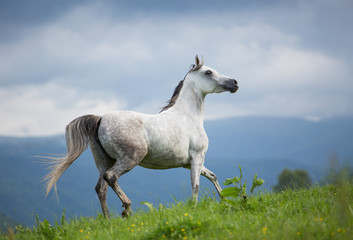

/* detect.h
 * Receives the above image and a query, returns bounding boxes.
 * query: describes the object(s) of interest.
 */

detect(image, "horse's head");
[187,55,238,95]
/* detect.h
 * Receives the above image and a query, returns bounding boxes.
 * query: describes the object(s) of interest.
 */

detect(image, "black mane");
[160,80,184,112]
[160,55,203,113]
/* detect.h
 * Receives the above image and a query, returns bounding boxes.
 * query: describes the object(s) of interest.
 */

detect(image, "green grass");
[2,182,352,240]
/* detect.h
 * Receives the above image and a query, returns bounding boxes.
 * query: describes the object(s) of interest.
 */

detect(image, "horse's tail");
[43,114,102,197]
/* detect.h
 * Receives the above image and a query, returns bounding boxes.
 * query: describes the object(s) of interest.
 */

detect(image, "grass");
[2,181,352,240]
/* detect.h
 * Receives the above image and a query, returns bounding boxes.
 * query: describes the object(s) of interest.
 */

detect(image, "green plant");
[220,165,264,206]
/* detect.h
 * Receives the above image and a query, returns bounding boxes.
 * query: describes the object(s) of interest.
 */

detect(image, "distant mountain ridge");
[0,116,352,227]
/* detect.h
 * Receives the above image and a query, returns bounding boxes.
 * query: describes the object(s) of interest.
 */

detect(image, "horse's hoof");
[121,209,131,218]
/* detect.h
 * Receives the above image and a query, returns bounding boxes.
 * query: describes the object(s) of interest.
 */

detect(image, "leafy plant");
[141,201,154,211]
[221,165,264,206]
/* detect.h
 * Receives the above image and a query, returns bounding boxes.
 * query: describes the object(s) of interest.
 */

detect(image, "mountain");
[0,116,352,228]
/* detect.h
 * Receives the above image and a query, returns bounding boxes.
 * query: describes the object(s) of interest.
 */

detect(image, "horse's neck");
[171,81,205,122]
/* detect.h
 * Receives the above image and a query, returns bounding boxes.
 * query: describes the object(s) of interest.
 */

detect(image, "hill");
[2,183,353,239]
[0,116,352,227]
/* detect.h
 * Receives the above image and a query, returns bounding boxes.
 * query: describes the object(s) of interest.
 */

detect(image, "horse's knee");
[211,172,217,181]
[103,172,117,186]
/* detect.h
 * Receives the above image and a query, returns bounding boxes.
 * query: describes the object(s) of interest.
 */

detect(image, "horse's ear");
[192,55,204,71]
[195,55,200,66]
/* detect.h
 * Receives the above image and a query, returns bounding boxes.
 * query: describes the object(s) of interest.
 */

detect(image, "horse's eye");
[205,70,212,76]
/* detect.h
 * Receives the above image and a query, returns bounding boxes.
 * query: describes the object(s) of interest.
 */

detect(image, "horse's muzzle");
[224,79,239,93]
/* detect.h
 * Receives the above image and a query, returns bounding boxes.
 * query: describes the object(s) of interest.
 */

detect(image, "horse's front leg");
[201,166,222,197]
[189,154,204,202]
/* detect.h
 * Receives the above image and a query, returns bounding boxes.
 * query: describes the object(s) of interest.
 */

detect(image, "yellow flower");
[166,221,169,225]
[297,232,301,236]
[162,235,166,238]
[337,228,341,232]
[79,229,83,233]
[85,236,89,239]
[315,217,318,221]
[140,222,144,226]
[181,228,185,232]
[171,227,175,231]
[184,213,188,217]
[131,224,135,227]
[262,227,268,234]
[319,217,323,221]
[183,237,188,240]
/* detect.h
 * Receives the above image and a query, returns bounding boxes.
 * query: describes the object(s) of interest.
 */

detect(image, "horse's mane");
[160,80,184,112]
[160,56,203,113]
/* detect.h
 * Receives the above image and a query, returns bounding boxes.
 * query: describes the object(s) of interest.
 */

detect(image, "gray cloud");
[0,0,352,136]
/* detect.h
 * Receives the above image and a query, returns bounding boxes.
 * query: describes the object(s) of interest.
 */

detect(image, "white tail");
[43,115,101,197]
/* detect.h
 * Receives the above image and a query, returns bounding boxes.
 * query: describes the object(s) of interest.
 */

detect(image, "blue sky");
[0,0,352,136]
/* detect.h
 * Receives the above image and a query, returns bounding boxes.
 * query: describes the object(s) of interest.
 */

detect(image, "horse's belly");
[138,148,189,169]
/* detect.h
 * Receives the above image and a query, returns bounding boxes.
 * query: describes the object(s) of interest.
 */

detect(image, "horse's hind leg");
[107,178,132,217]
[103,160,140,217]
[103,146,147,217]
[90,139,115,218]
[95,174,109,218]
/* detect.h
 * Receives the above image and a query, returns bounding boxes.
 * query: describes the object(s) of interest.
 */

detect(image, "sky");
[0,0,352,136]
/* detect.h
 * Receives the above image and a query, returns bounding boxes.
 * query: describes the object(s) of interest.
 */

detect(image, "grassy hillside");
[2,117,353,227]
[2,182,352,240]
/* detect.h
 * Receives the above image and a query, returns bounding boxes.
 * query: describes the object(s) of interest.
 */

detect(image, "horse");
[44,55,238,218]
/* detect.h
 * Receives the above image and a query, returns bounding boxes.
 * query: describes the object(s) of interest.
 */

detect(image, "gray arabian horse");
[44,55,238,218]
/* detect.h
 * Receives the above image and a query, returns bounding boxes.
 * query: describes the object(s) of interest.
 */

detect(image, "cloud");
[0,1,352,136]
[0,82,125,136]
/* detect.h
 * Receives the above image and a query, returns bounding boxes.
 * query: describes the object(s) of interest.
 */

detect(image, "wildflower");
[131,224,135,227]
[337,228,341,232]
[183,237,188,240]
[184,213,188,217]
[140,222,144,226]
[85,236,89,239]
[262,227,268,234]
[166,221,169,225]
[171,227,175,231]
[297,232,301,236]
[315,217,318,221]
[79,229,83,233]
[319,217,323,221]
[181,228,185,232]
[162,235,166,238]
[137,228,141,232]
